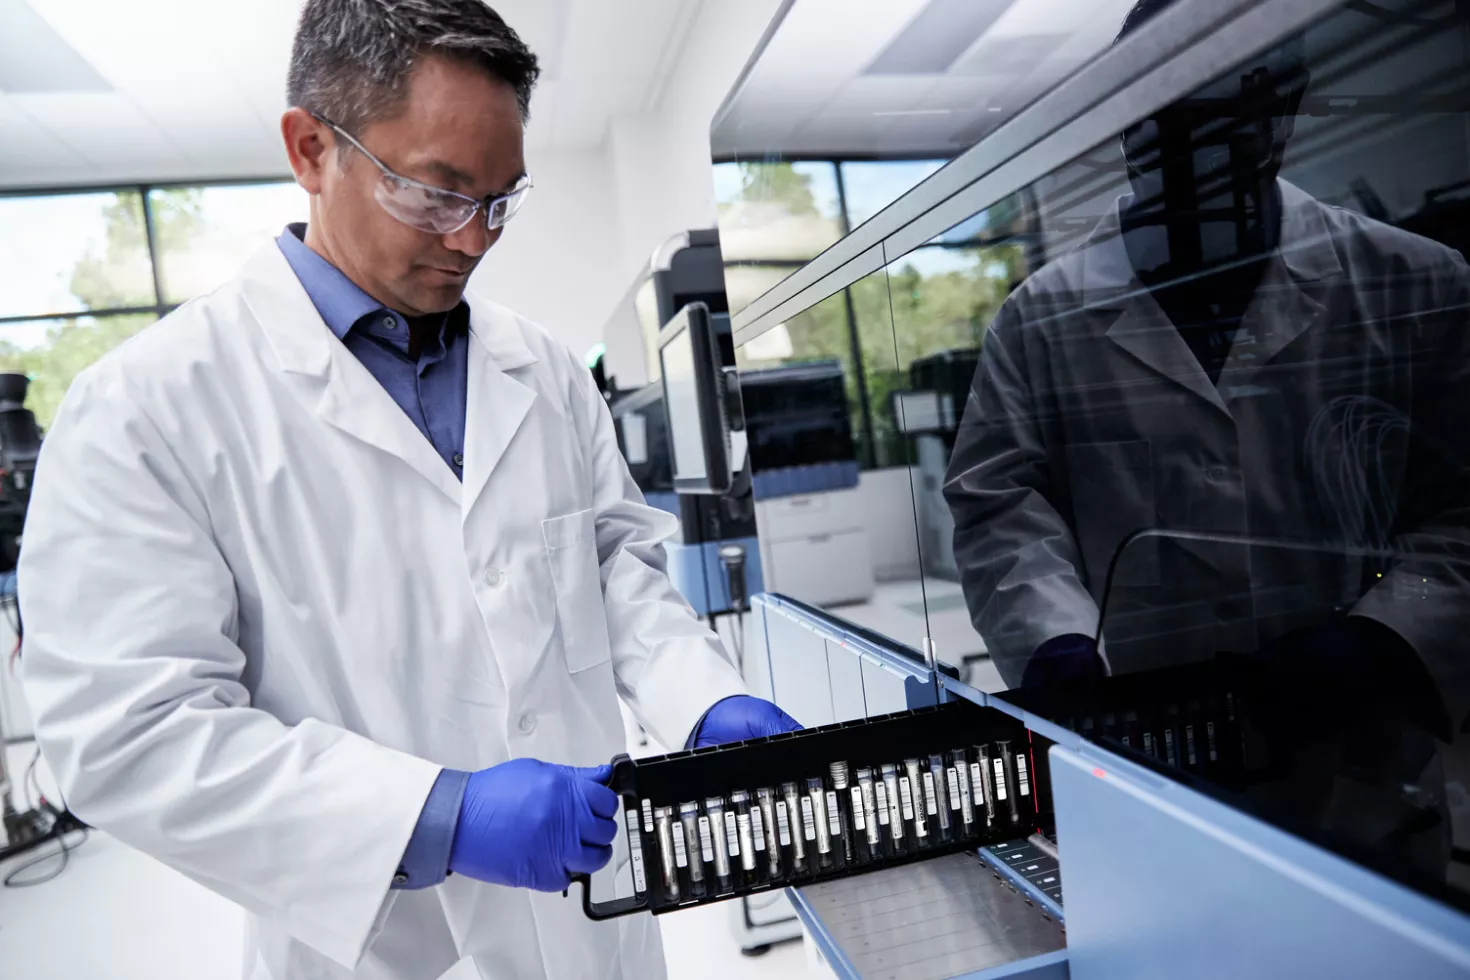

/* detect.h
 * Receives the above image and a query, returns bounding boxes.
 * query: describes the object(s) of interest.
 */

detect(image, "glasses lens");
[487,181,531,231]
[374,175,478,235]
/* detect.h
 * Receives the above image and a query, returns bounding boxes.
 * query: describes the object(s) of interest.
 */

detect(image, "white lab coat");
[946,181,1470,729]
[18,242,749,979]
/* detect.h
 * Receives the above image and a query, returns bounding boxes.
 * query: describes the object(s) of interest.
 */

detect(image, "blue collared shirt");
[276,225,470,889]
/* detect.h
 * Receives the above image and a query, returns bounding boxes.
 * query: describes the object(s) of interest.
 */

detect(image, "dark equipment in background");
[0,373,41,575]
[0,373,87,886]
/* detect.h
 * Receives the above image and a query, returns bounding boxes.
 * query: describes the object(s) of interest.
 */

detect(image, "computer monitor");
[658,302,731,495]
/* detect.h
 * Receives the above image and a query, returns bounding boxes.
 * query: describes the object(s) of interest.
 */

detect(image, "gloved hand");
[689,695,801,749]
[1022,634,1105,688]
[448,759,617,891]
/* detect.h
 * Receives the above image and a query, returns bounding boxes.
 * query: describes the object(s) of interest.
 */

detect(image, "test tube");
[881,763,907,854]
[829,761,855,866]
[781,782,809,875]
[730,790,758,885]
[856,767,882,861]
[928,754,952,842]
[679,801,707,897]
[993,743,1017,828]
[976,744,997,828]
[624,801,649,898]
[803,777,832,870]
[995,740,1022,827]
[903,758,930,847]
[948,748,975,838]
[1185,700,1202,770]
[705,796,734,893]
[1164,705,1181,768]
[653,806,680,902]
[756,787,783,879]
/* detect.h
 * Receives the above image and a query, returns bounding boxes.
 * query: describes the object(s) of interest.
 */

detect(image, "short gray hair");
[287,0,540,134]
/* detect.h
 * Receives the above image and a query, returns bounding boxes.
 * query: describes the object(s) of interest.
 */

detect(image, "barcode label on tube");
[698,816,714,862]
[826,791,842,835]
[851,787,866,830]
[875,781,890,824]
[672,821,688,868]
[947,768,962,809]
[641,799,654,834]
[899,777,915,820]
[922,772,938,815]
[1165,729,1177,766]
[800,796,817,841]
[970,763,985,803]
[993,759,1008,801]
[1016,755,1031,797]
[724,812,740,857]
[626,813,647,892]
[776,802,792,846]
[1186,725,1197,766]
[1207,721,1218,761]
[751,805,766,850]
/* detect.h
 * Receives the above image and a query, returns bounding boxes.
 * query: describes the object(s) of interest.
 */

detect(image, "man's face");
[306,57,526,316]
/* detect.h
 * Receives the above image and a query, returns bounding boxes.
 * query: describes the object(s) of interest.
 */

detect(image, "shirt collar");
[275,223,388,340]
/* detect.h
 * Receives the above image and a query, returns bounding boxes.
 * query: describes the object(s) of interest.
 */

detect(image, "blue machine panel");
[664,535,763,616]
[1051,744,1470,980]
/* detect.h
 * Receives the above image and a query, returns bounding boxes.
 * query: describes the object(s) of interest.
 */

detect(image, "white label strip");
[800,796,817,841]
[626,812,647,893]
[1186,724,1197,766]
[922,772,939,815]
[776,801,792,846]
[946,767,962,810]
[751,805,767,851]
[851,787,867,831]
[826,791,842,836]
[641,799,654,834]
[671,821,688,868]
[875,780,891,825]
[993,759,1008,801]
[698,816,714,862]
[1016,754,1031,797]
[724,811,741,857]
[899,776,915,820]
[970,762,985,804]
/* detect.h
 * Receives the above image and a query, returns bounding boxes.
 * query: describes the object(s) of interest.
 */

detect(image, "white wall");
[467,148,621,361]
[472,0,785,363]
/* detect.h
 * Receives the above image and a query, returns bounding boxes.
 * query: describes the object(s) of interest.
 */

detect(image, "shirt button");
[393,872,409,885]
[383,315,399,331]
[484,567,504,588]
[518,712,537,735]
[453,452,464,467]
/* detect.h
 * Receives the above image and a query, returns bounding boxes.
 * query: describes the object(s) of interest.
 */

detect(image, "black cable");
[3,825,88,888]
[24,744,41,810]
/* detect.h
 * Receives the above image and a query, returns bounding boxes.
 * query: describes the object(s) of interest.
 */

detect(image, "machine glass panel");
[912,0,1470,909]
[711,0,1143,317]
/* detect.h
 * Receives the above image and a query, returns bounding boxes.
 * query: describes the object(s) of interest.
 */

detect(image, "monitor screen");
[661,323,706,484]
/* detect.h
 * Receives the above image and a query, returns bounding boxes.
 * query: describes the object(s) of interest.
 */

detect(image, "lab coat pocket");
[543,509,613,673]
[1065,439,1161,590]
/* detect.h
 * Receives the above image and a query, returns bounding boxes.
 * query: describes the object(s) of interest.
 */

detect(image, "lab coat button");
[518,712,537,734]
[484,567,504,588]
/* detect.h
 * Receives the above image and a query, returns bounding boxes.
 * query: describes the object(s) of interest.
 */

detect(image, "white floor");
[0,744,809,980]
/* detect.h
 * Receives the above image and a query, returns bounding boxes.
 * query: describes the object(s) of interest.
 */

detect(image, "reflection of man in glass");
[946,0,1470,783]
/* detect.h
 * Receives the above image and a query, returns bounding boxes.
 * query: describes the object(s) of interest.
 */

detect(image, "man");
[945,0,1470,873]
[19,2,795,978]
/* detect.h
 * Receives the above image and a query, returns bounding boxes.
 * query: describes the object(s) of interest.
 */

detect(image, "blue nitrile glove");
[689,695,801,749]
[447,759,618,891]
[1022,634,1105,688]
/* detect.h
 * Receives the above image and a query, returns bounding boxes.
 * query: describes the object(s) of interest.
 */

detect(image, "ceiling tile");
[10,93,184,172]
[0,98,88,183]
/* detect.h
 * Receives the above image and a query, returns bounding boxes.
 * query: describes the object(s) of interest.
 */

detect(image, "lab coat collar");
[1078,179,1342,415]
[239,243,463,505]
[461,298,540,517]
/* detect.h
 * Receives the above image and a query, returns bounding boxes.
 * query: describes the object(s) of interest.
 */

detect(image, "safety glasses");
[311,112,532,235]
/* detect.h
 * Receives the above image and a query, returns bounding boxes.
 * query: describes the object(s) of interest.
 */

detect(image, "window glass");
[0,191,154,318]
[151,182,308,304]
[893,0,1470,902]
[0,315,156,428]
[715,162,845,312]
[839,160,946,231]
